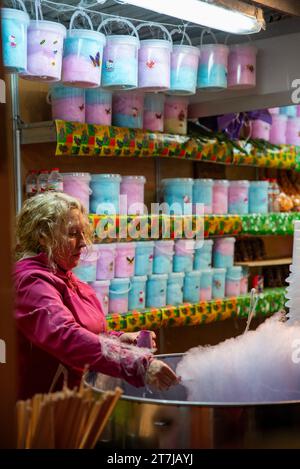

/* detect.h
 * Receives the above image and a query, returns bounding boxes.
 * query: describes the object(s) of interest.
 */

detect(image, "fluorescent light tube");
[122,0,265,35]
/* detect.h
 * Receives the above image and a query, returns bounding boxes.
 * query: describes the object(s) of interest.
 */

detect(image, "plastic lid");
[185,270,201,277]
[229,180,250,186]
[148,273,168,280]
[140,38,172,51]
[94,243,116,249]
[89,280,110,286]
[106,34,140,47]
[195,239,213,248]
[226,266,242,274]
[213,268,226,273]
[116,242,136,248]
[214,180,229,186]
[215,237,236,243]
[1,8,30,24]
[155,240,175,246]
[62,172,91,178]
[110,278,130,285]
[161,178,194,184]
[29,19,67,38]
[199,44,229,53]
[229,43,257,53]
[91,173,122,181]
[121,175,146,183]
[132,275,147,282]
[250,180,269,186]
[135,241,155,247]
[199,268,213,274]
[194,178,213,184]
[173,44,200,56]
[68,29,106,44]
[168,272,185,278]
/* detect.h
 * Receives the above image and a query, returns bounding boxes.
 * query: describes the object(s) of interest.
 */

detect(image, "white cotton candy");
[176,314,300,403]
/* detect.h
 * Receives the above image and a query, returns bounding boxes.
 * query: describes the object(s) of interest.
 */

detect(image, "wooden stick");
[16,401,25,449]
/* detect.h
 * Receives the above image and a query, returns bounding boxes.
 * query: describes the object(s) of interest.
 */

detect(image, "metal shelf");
[235,257,292,267]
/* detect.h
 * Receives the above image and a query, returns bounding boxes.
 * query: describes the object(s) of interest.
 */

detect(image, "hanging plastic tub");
[109,278,131,314]
[286,117,300,145]
[62,173,91,212]
[135,241,154,276]
[143,93,165,132]
[21,2,66,82]
[153,240,174,275]
[95,243,116,280]
[136,23,172,91]
[167,272,184,306]
[212,180,229,215]
[128,276,147,310]
[269,114,287,145]
[183,270,201,303]
[89,280,110,315]
[112,91,144,129]
[161,177,194,216]
[48,84,85,123]
[90,173,122,215]
[1,0,30,73]
[227,43,257,89]
[62,10,106,88]
[213,238,236,269]
[120,176,146,216]
[168,29,200,95]
[228,180,249,215]
[146,274,168,308]
[193,179,213,215]
[225,266,242,297]
[197,30,228,91]
[73,246,98,282]
[164,96,189,135]
[85,88,112,125]
[99,18,140,90]
[115,242,136,278]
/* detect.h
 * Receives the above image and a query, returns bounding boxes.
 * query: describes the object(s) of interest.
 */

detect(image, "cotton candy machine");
[86,353,300,449]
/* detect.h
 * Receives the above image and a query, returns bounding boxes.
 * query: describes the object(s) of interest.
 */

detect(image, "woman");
[14,192,179,399]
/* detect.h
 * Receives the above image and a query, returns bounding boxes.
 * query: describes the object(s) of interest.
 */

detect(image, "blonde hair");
[15,192,93,268]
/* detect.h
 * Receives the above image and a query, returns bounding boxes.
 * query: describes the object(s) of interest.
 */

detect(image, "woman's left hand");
[119,331,157,349]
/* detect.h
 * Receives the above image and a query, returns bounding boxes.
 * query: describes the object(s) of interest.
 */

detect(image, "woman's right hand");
[145,359,180,390]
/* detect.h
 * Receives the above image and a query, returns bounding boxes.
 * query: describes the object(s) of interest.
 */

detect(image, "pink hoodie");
[14,253,152,399]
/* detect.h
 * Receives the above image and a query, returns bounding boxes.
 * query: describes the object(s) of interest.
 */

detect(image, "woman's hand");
[145,359,180,390]
[119,331,157,349]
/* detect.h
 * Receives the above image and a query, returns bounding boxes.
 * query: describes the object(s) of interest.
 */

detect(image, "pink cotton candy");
[176,314,300,403]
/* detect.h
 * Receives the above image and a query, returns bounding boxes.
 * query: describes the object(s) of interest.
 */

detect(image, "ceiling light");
[121,0,265,35]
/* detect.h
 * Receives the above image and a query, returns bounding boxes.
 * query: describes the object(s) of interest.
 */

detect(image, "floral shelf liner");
[89,214,242,241]
[89,212,300,240]
[106,288,286,332]
[55,121,300,170]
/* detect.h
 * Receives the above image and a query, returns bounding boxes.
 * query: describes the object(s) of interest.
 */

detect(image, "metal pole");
[10,73,22,213]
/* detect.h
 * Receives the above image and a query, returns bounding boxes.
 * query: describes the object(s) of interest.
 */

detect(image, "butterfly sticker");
[214,279,221,289]
[105,108,111,115]
[155,113,162,119]
[183,195,190,203]
[90,52,101,68]
[132,107,138,118]
[40,39,46,46]
[139,291,145,303]
[53,40,58,45]
[105,59,114,71]
[126,257,135,264]
[246,64,255,73]
[79,104,85,111]
[146,60,155,69]
[109,261,114,272]
[9,35,17,48]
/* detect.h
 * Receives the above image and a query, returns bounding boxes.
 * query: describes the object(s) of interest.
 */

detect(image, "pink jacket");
[14,253,152,399]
